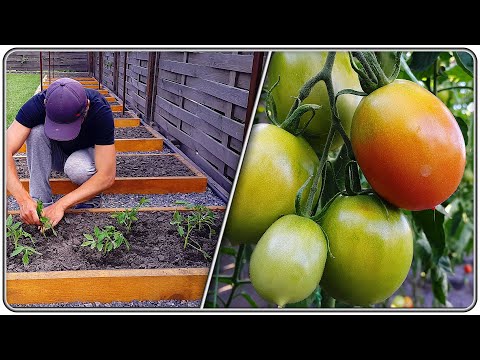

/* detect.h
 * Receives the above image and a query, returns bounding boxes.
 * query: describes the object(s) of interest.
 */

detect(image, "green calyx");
[349,51,402,94]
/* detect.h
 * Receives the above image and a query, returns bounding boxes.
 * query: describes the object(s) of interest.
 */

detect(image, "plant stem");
[433,58,438,95]
[400,56,424,87]
[225,244,246,308]
[437,86,474,93]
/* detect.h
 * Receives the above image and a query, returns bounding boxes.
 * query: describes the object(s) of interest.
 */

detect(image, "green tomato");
[320,195,413,306]
[267,51,362,153]
[224,123,319,245]
[250,214,328,307]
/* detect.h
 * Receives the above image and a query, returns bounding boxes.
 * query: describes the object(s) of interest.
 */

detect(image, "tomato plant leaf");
[455,116,469,146]
[83,234,94,241]
[10,247,24,257]
[438,255,453,274]
[239,292,258,308]
[414,234,432,271]
[22,252,30,266]
[453,51,473,77]
[220,247,236,256]
[412,209,445,264]
[409,52,440,72]
[431,266,448,305]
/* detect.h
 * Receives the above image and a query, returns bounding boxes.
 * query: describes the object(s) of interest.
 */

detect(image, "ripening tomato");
[224,123,319,245]
[320,195,413,306]
[464,264,472,274]
[351,80,466,211]
[267,52,362,153]
[250,214,328,307]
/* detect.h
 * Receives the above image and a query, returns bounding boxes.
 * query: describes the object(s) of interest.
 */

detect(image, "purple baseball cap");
[44,78,88,141]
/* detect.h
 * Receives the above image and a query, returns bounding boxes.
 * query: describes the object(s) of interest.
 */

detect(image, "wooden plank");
[7,268,209,304]
[114,118,140,127]
[7,206,225,215]
[188,52,254,73]
[157,78,230,115]
[110,104,124,112]
[114,138,163,152]
[15,176,207,195]
[186,77,249,107]
[159,59,231,85]
[43,84,103,89]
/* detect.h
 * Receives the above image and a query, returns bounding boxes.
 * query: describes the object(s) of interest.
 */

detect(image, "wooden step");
[110,104,123,112]
[43,80,99,86]
[12,154,207,195]
[45,77,97,81]
[43,84,104,89]
[114,118,140,127]
[7,268,209,304]
[16,124,162,153]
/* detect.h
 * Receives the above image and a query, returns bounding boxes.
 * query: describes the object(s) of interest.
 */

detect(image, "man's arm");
[44,144,116,226]
[6,121,40,225]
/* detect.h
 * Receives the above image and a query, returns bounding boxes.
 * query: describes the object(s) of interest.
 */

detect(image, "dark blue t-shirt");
[16,88,114,155]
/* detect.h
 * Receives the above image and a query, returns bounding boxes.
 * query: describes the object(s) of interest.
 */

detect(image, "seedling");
[6,214,41,266]
[170,200,217,260]
[82,225,130,254]
[10,245,42,266]
[36,200,57,237]
[111,197,150,233]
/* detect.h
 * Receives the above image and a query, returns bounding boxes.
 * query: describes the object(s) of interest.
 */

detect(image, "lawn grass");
[6,73,41,127]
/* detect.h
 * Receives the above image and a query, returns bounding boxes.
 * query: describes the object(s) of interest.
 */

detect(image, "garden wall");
[92,51,265,197]
[6,51,89,72]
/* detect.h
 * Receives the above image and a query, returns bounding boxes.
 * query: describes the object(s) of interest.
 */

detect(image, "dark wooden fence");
[6,51,89,72]
[92,51,264,196]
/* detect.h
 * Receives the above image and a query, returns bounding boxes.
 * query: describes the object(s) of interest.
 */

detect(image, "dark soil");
[113,112,137,118]
[115,127,154,139]
[6,211,223,272]
[14,155,195,179]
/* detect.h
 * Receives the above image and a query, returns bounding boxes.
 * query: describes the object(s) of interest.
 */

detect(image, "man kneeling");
[7,78,116,227]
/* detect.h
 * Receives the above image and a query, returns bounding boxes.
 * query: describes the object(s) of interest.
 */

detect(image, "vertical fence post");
[52,52,55,80]
[48,52,51,81]
[98,52,103,90]
[244,52,265,139]
[113,52,119,94]
[40,51,43,91]
[145,52,157,125]
[122,52,128,115]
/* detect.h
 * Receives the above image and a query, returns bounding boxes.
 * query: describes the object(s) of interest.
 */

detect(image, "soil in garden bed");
[6,211,223,272]
[113,112,138,118]
[115,127,154,139]
[14,155,195,179]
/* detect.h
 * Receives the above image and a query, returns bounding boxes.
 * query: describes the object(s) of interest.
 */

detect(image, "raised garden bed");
[115,127,154,139]
[6,207,224,305]
[12,154,208,194]
[15,154,194,178]
[16,125,162,153]
[112,111,141,127]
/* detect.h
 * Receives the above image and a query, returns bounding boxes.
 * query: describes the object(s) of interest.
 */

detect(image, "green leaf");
[36,200,44,216]
[431,266,448,305]
[97,243,103,251]
[178,226,185,237]
[6,215,13,226]
[11,247,24,257]
[412,210,445,264]
[81,241,92,247]
[22,252,30,265]
[414,234,433,271]
[409,52,440,72]
[239,292,258,308]
[438,255,453,274]
[220,247,236,256]
[84,234,94,241]
[94,226,101,237]
[455,116,469,146]
[107,243,113,252]
[454,51,473,77]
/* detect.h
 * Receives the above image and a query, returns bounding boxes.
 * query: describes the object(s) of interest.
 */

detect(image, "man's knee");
[64,151,96,185]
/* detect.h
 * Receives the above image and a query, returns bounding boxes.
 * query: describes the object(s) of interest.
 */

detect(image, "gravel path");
[10,299,201,309]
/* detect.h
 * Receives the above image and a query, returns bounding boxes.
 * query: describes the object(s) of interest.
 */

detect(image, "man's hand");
[43,202,66,228]
[19,197,40,225]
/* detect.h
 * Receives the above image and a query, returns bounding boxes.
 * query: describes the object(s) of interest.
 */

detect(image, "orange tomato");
[351,80,466,211]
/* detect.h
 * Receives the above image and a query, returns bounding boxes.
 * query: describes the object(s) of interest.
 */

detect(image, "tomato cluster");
[225,52,466,308]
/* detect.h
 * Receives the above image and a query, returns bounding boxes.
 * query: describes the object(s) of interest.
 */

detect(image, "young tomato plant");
[36,200,57,237]
[170,200,216,259]
[111,197,149,233]
[82,225,129,254]
[6,214,41,265]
